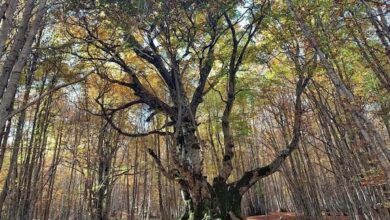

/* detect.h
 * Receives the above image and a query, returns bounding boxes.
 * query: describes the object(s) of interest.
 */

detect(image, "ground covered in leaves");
[247,212,352,220]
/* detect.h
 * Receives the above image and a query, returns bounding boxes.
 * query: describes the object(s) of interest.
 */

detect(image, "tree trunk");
[179,182,244,220]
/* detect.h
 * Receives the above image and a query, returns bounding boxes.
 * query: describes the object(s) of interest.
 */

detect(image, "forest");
[0,0,389,219]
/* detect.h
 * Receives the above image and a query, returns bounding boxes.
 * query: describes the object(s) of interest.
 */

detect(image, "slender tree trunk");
[287,0,390,185]
[0,119,11,170]
[0,63,34,217]
[0,0,46,133]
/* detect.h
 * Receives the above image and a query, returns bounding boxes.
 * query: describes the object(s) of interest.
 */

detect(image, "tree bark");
[0,0,46,131]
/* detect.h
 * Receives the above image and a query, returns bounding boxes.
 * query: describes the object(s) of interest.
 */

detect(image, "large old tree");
[64,0,310,219]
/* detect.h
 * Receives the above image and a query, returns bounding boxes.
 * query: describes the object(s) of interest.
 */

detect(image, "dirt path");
[247,212,351,220]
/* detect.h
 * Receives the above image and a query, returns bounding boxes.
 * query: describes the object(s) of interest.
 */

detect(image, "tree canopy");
[0,0,389,219]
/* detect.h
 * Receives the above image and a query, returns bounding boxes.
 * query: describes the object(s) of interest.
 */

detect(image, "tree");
[0,0,47,131]
[0,0,389,219]
[61,1,311,219]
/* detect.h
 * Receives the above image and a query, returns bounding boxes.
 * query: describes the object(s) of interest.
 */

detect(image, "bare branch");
[3,72,93,121]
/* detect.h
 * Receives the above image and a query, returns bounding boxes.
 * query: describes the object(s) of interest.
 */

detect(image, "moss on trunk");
[180,184,243,220]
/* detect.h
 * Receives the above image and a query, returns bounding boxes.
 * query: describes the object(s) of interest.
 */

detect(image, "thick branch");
[79,22,176,118]
[217,9,266,182]
[95,98,169,138]
[190,46,215,112]
[126,34,175,89]
[95,58,176,118]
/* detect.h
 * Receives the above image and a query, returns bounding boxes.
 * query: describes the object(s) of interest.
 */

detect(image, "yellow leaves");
[110,84,134,100]
[122,51,169,99]
[194,13,207,27]
[133,32,144,44]
[57,63,78,82]
[97,29,110,41]
[123,52,148,72]
[85,74,105,98]
[60,16,88,39]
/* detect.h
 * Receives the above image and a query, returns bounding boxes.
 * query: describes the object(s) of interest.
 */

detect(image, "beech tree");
[0,0,389,219]
[60,1,312,219]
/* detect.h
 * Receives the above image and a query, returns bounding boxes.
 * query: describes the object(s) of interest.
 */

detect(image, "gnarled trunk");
[180,182,243,220]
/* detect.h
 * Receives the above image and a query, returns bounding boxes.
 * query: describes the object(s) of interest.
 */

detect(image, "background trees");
[0,0,389,219]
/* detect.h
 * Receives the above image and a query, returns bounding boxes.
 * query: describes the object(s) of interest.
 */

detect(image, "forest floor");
[247,212,351,220]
